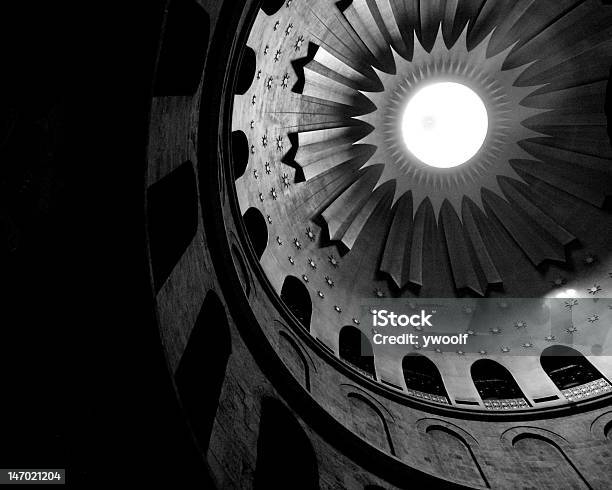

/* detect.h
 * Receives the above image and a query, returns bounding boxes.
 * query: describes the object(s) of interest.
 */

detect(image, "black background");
[2,1,212,487]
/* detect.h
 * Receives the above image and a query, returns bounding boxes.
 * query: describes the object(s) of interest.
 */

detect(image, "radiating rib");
[420,0,447,52]
[529,132,612,160]
[374,0,410,60]
[321,165,384,244]
[481,0,535,55]
[342,0,393,72]
[462,198,502,286]
[380,192,413,289]
[523,81,608,112]
[440,200,485,295]
[520,140,612,176]
[409,199,436,287]
[511,159,611,207]
[482,188,567,265]
[303,66,375,109]
[292,156,370,221]
[308,47,379,91]
[468,0,518,50]
[342,181,395,249]
[516,40,612,91]
[507,6,612,72]
[498,177,575,247]
[307,5,377,74]
[296,126,373,180]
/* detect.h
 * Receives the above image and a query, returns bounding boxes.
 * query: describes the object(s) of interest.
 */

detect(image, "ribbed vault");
[232,0,612,399]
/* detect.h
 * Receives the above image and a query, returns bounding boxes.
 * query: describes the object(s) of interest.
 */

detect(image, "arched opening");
[236,46,256,95]
[402,354,449,403]
[231,130,249,179]
[339,326,376,379]
[512,434,589,489]
[154,0,210,96]
[255,398,320,490]
[147,161,198,292]
[471,360,528,408]
[280,276,312,331]
[175,291,231,452]
[347,393,395,455]
[279,331,310,391]
[261,0,286,16]
[541,345,608,393]
[426,426,489,488]
[242,208,268,260]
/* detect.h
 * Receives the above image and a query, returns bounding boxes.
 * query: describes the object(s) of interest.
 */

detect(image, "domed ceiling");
[232,0,612,406]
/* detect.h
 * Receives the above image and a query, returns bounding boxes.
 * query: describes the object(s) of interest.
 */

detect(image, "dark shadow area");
[281,275,312,330]
[261,0,287,16]
[154,0,210,96]
[339,325,376,379]
[281,132,305,183]
[255,398,320,490]
[236,46,256,95]
[336,0,353,12]
[175,291,232,453]
[147,161,198,292]
[231,130,249,179]
[242,207,268,259]
[291,42,319,94]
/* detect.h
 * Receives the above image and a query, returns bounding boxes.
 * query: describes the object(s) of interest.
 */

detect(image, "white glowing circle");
[402,82,488,168]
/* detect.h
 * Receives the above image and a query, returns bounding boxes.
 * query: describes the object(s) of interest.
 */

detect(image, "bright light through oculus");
[401,82,488,168]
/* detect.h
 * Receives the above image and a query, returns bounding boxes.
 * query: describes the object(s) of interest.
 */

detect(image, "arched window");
[235,47,256,95]
[231,130,249,179]
[402,354,449,403]
[280,276,312,331]
[339,326,376,379]
[471,360,528,409]
[175,291,231,452]
[255,398,319,489]
[261,0,286,16]
[541,345,608,397]
[242,208,268,259]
